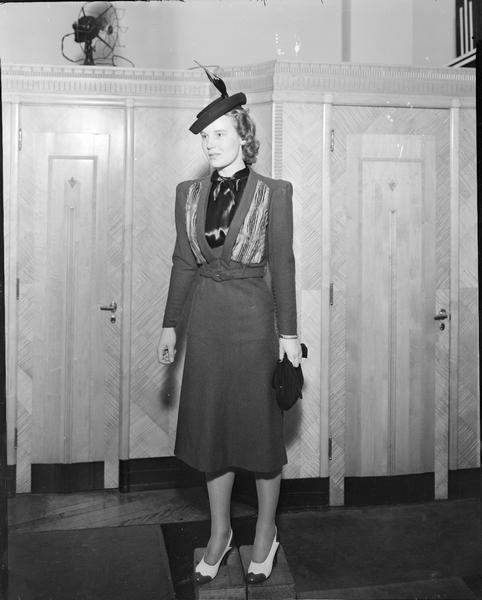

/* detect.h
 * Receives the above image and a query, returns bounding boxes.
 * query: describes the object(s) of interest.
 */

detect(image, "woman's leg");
[252,470,281,562]
[203,469,235,564]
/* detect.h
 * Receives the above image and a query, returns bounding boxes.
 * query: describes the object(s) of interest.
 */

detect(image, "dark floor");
[8,524,173,600]
[5,488,482,599]
[162,498,482,600]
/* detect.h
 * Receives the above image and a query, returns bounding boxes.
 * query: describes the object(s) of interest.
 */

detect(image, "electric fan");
[61,1,129,66]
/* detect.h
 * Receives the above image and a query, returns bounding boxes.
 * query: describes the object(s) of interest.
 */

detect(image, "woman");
[158,72,301,585]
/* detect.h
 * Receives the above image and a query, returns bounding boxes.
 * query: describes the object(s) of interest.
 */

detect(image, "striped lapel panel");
[185,181,206,264]
[231,179,270,264]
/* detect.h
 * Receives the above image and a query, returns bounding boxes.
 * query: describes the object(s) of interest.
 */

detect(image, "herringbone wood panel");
[103,112,125,488]
[16,115,38,491]
[3,101,18,465]
[456,109,479,470]
[435,289,450,499]
[281,104,325,479]
[130,108,206,458]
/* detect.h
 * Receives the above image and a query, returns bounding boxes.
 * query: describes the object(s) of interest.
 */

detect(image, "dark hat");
[189,61,246,134]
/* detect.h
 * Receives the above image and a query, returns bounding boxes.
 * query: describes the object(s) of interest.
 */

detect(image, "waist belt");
[199,264,265,282]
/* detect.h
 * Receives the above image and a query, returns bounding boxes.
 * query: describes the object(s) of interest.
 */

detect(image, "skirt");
[174,272,287,473]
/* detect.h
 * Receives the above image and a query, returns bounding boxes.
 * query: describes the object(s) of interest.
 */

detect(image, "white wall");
[350,0,415,64]
[0,0,456,69]
[412,0,456,66]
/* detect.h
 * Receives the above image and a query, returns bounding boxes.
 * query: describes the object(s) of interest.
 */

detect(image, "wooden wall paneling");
[2,99,18,468]
[431,109,451,497]
[3,63,477,494]
[280,102,324,479]
[131,106,206,459]
[448,102,460,475]
[96,107,125,489]
[320,100,332,484]
[118,100,134,470]
[16,104,36,491]
[435,288,450,499]
[456,107,480,469]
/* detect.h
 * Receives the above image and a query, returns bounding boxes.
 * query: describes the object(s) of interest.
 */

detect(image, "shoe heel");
[221,546,233,566]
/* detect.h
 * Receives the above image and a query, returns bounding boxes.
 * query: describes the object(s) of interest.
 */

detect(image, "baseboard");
[119,457,203,493]
[118,456,329,509]
[344,469,482,505]
[31,462,104,493]
[26,456,478,504]
[448,468,481,499]
[279,476,329,510]
[7,464,16,496]
[344,472,435,506]
[232,471,329,510]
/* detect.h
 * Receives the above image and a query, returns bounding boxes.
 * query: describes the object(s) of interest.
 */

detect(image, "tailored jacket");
[162,167,297,336]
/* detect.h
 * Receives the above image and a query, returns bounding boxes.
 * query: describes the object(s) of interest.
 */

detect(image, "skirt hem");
[174,451,287,475]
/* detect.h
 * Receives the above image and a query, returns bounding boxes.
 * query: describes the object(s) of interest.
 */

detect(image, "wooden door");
[345,135,438,477]
[329,110,451,505]
[16,119,123,492]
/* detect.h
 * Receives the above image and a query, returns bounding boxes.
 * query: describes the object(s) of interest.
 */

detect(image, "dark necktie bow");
[206,169,249,248]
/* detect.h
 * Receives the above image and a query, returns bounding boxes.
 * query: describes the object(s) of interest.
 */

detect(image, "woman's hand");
[279,337,302,368]
[158,327,177,364]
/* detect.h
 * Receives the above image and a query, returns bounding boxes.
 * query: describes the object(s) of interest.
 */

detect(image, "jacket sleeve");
[267,181,298,336]
[162,182,199,328]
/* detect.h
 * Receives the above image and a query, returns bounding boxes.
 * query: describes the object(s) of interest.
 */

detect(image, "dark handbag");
[272,343,307,411]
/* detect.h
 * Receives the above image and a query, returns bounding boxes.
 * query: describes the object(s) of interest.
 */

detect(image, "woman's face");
[200,114,244,175]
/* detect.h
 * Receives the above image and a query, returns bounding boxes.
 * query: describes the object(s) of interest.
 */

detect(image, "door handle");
[433,309,449,321]
[100,301,117,313]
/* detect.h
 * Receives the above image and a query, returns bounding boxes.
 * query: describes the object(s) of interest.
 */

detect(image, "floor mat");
[8,524,173,600]
[162,499,482,600]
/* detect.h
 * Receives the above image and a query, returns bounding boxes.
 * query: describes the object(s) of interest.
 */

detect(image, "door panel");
[32,138,109,464]
[329,106,451,505]
[17,108,124,492]
[345,135,436,477]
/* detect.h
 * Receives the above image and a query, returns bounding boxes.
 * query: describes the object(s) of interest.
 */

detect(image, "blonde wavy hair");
[227,107,260,164]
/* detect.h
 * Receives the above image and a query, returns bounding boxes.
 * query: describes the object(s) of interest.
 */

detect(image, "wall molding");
[1,61,475,108]
[1,63,210,104]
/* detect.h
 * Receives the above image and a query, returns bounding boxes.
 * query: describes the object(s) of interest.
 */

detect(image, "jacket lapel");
[196,175,216,262]
[222,168,257,263]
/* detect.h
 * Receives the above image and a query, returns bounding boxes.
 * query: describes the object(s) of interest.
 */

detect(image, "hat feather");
[194,60,228,98]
